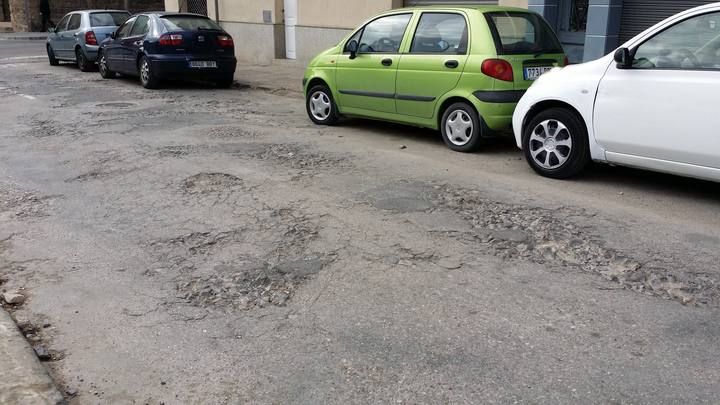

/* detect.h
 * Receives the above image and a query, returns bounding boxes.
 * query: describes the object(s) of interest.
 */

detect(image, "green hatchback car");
[303,6,566,152]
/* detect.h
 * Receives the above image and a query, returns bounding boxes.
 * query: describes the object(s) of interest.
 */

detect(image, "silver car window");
[56,15,70,32]
[67,14,81,31]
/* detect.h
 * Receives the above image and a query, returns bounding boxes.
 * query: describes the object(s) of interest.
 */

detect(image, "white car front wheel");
[522,108,590,179]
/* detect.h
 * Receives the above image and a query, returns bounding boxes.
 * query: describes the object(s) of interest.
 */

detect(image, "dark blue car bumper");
[147,54,237,79]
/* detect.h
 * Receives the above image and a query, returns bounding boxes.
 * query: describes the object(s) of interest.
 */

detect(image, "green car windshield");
[485,11,564,55]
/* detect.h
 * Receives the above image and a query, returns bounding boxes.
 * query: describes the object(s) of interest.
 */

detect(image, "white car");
[512,3,720,181]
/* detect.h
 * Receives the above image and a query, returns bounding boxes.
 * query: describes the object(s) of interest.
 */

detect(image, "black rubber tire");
[76,48,92,72]
[98,52,115,79]
[522,107,590,179]
[215,76,234,88]
[47,45,59,66]
[139,55,160,89]
[305,84,339,125]
[440,102,483,152]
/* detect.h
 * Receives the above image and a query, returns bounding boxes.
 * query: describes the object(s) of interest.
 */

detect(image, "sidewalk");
[0,32,48,41]
[0,308,64,404]
[235,60,305,96]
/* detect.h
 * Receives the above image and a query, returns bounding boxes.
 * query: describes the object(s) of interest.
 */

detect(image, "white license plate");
[524,66,552,80]
[189,61,217,69]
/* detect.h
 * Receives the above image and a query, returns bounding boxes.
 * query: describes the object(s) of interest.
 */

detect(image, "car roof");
[136,11,211,18]
[68,10,130,14]
[395,5,532,13]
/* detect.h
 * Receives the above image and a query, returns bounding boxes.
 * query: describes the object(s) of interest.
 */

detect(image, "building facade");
[8,0,163,31]
[529,0,716,62]
[163,0,715,65]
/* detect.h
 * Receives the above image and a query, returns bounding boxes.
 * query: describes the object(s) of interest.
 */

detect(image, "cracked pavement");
[1,46,720,404]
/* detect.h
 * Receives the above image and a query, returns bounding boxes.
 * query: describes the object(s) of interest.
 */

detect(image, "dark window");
[116,18,136,39]
[358,13,412,53]
[485,11,564,55]
[67,14,81,31]
[129,15,150,37]
[633,11,720,70]
[160,15,223,31]
[344,29,363,52]
[56,15,70,32]
[411,13,468,54]
[90,12,130,27]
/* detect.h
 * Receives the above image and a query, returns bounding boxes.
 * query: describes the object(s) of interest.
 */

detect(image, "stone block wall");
[10,0,164,31]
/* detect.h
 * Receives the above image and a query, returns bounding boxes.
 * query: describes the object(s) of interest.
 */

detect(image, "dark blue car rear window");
[161,16,223,31]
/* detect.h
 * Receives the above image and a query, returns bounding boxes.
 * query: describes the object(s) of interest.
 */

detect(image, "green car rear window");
[90,12,129,27]
[485,11,563,55]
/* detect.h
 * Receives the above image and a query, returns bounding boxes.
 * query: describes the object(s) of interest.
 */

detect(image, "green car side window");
[411,13,468,54]
[357,13,412,54]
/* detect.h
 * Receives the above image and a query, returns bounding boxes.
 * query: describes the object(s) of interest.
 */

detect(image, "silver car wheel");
[528,119,573,169]
[140,60,150,84]
[445,110,474,146]
[309,91,331,121]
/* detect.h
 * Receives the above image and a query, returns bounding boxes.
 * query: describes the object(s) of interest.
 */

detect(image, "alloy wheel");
[445,110,474,146]
[99,55,108,75]
[309,91,331,121]
[140,60,150,84]
[528,119,573,169]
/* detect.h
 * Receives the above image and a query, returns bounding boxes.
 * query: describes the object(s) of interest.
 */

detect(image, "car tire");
[47,45,59,66]
[98,52,115,79]
[215,76,234,89]
[522,107,590,179]
[139,55,160,89]
[76,48,92,72]
[306,84,339,125]
[440,102,483,152]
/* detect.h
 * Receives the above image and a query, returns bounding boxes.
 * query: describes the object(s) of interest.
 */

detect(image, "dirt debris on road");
[0,60,719,404]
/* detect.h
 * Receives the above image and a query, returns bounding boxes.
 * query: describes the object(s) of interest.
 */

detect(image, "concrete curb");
[0,36,47,41]
[0,308,64,405]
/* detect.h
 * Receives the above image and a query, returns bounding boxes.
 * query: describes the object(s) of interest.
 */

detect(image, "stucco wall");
[498,0,528,8]
[298,0,402,29]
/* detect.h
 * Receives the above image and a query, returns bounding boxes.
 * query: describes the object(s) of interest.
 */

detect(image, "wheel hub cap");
[309,91,331,121]
[528,119,573,170]
[445,110,473,146]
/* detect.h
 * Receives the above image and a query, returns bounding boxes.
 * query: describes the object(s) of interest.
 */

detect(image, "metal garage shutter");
[619,0,714,43]
[404,0,497,5]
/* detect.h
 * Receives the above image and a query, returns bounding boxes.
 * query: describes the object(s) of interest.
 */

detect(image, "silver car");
[46,10,130,71]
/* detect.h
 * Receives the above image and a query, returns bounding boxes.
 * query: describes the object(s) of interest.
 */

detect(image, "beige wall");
[164,0,178,12]
[498,0,528,8]
[214,0,282,24]
[298,0,402,29]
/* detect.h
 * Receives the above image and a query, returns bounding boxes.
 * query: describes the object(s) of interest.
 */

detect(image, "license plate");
[524,66,552,80]
[189,61,217,69]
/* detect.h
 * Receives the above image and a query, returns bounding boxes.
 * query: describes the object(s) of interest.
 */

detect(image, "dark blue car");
[98,12,237,89]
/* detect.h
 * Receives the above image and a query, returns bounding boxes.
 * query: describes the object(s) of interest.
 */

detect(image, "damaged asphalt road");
[1,58,719,404]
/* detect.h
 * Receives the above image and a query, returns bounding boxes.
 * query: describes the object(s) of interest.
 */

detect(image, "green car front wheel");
[306,85,339,126]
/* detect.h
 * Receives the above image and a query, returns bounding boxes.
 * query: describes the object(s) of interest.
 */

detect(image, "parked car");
[47,10,130,71]
[513,3,720,181]
[303,6,566,152]
[97,12,237,89]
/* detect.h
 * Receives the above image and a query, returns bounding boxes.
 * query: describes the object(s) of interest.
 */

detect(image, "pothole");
[430,184,720,306]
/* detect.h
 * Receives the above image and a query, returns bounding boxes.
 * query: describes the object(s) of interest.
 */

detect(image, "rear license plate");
[189,61,217,69]
[524,66,552,80]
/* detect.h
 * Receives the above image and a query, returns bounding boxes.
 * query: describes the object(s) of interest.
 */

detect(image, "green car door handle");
[381,58,393,67]
[445,60,459,69]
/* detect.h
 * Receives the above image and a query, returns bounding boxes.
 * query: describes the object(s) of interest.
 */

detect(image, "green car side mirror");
[346,39,358,60]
